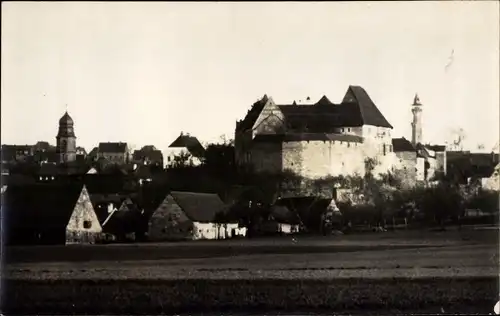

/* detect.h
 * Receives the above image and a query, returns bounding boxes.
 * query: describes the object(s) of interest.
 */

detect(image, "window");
[348,128,351,132]
[347,143,350,148]
[340,128,344,132]
[83,221,92,229]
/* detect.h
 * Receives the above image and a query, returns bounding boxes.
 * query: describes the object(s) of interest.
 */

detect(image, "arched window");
[61,139,67,149]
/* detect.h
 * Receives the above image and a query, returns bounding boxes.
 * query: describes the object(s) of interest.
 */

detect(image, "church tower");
[411,93,423,146]
[56,111,77,164]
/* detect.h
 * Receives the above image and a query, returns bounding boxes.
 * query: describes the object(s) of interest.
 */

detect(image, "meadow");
[2,228,498,314]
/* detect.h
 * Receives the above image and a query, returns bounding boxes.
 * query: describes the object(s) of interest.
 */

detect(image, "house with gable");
[258,205,301,235]
[234,86,395,180]
[132,145,164,167]
[100,197,142,242]
[146,191,240,241]
[97,142,130,164]
[165,133,206,167]
[3,183,102,245]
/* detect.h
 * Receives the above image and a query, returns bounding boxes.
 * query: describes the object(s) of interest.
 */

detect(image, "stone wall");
[147,195,193,241]
[393,151,418,189]
[65,186,103,244]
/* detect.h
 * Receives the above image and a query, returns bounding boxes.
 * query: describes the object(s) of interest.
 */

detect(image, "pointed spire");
[413,93,422,106]
[261,94,269,103]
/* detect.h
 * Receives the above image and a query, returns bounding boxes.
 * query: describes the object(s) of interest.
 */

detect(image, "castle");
[234,85,446,186]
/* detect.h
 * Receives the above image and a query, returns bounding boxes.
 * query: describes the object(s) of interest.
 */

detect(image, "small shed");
[147,191,240,241]
[264,205,301,234]
[3,183,102,245]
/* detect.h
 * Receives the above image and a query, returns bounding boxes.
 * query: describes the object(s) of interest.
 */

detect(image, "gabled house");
[259,205,301,235]
[97,142,129,164]
[3,183,102,245]
[166,133,206,167]
[1,145,35,163]
[100,198,142,242]
[132,145,164,167]
[146,191,239,241]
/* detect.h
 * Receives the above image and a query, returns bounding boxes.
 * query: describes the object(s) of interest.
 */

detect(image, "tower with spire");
[56,110,77,164]
[411,93,423,146]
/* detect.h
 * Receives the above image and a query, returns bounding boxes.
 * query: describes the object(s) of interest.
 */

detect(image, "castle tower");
[56,111,77,164]
[411,93,423,146]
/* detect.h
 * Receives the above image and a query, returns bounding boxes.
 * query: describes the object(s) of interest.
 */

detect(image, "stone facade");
[147,193,243,241]
[65,186,103,244]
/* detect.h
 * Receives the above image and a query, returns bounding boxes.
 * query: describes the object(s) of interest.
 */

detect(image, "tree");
[202,143,236,180]
[171,151,192,168]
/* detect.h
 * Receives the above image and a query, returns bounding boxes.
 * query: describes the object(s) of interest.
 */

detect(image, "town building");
[165,133,206,167]
[97,142,130,164]
[3,183,102,245]
[146,191,242,241]
[234,86,396,179]
[132,145,164,167]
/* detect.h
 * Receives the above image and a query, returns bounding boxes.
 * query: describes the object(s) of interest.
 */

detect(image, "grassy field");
[2,229,498,314]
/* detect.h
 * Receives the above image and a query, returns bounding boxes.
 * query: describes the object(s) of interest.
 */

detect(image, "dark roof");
[275,86,392,132]
[38,163,60,175]
[59,111,74,125]
[270,205,300,225]
[132,149,163,162]
[253,133,363,143]
[98,142,128,153]
[392,138,415,152]
[170,191,226,223]
[88,147,98,156]
[341,86,392,128]
[34,141,52,151]
[425,144,446,152]
[168,135,205,158]
[236,95,269,133]
[90,193,127,223]
[102,207,142,235]
[3,183,84,229]
[134,164,153,179]
[141,145,157,151]
[446,152,500,181]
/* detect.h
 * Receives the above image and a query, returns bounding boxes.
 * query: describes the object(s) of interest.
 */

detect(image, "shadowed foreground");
[2,277,496,314]
[2,230,498,314]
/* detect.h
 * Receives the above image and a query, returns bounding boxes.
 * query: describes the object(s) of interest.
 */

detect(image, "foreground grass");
[2,277,497,314]
[5,229,496,264]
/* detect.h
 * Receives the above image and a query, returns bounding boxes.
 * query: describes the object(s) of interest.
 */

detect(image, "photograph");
[1,1,499,315]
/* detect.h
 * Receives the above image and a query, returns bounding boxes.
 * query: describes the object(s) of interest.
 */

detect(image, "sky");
[2,1,499,154]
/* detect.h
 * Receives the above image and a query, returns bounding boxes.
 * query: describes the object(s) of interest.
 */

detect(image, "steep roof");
[254,133,363,143]
[3,183,84,229]
[270,205,301,225]
[341,86,393,128]
[170,191,226,223]
[132,149,163,162]
[273,86,392,132]
[236,95,269,133]
[168,134,205,158]
[98,142,128,153]
[392,138,415,152]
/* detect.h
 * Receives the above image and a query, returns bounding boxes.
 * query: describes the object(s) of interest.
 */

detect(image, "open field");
[2,229,498,314]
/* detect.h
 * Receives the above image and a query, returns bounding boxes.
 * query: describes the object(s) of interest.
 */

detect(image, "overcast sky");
[2,1,499,153]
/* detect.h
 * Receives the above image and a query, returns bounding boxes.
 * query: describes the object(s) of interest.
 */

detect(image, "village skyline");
[1,2,499,152]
